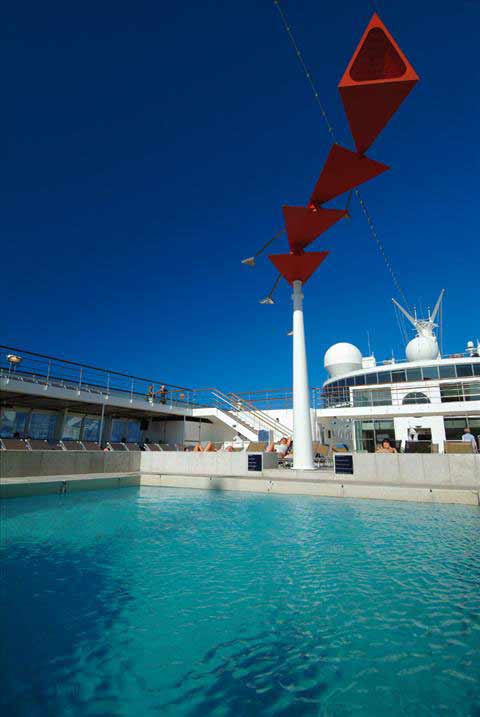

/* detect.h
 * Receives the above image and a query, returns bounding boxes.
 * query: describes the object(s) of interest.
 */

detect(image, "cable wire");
[272,0,412,310]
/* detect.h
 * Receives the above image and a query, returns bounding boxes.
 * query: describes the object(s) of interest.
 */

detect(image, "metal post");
[98,402,105,447]
[292,280,314,470]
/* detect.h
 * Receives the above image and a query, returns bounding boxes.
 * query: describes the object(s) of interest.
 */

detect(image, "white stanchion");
[292,280,314,470]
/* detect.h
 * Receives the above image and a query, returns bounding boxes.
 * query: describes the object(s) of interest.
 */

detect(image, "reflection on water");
[2,487,480,716]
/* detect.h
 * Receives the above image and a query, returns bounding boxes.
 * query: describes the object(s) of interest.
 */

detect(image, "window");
[439,364,456,379]
[0,409,28,438]
[422,366,439,380]
[354,419,395,453]
[402,392,430,405]
[63,414,82,440]
[377,371,391,384]
[346,376,355,387]
[457,364,473,378]
[391,370,406,383]
[464,383,480,402]
[406,368,422,381]
[366,372,378,385]
[474,363,480,376]
[444,417,467,441]
[440,383,463,402]
[29,412,57,439]
[127,421,141,443]
[83,417,100,441]
[353,388,391,407]
[354,374,366,386]
[111,419,128,442]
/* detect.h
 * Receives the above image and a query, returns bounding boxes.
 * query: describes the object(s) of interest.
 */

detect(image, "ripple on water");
[2,487,480,717]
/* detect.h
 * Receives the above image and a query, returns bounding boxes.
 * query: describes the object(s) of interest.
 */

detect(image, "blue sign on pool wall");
[334,454,354,475]
[248,454,263,472]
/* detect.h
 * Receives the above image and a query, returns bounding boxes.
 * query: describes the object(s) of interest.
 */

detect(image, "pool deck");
[1,469,479,505]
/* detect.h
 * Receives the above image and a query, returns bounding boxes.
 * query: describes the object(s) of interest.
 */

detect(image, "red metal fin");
[310,144,389,206]
[283,205,346,254]
[338,13,419,153]
[268,251,329,285]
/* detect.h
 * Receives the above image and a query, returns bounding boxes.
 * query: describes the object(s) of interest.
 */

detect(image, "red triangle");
[269,252,329,285]
[283,205,346,254]
[338,13,419,153]
[310,144,389,206]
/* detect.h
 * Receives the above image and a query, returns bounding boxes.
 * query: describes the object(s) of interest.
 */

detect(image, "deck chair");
[61,441,85,451]
[82,441,102,451]
[125,442,140,451]
[28,439,58,450]
[145,443,162,451]
[405,441,432,454]
[444,441,475,454]
[246,441,267,452]
[0,438,30,451]
[109,442,128,451]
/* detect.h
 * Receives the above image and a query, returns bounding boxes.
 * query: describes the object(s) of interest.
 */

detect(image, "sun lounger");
[0,438,30,451]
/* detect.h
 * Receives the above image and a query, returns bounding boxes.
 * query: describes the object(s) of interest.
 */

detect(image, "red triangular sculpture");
[338,13,419,154]
[283,205,346,254]
[310,144,389,206]
[269,251,329,285]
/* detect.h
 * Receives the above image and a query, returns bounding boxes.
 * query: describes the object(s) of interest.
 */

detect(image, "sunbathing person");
[266,437,292,456]
[376,439,397,454]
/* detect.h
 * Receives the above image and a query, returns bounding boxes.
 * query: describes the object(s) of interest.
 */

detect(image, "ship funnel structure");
[392,290,445,362]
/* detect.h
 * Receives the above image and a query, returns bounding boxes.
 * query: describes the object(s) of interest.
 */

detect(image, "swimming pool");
[2,487,479,716]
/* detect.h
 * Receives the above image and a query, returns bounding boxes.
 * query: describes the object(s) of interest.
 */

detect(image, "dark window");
[338,379,346,386]
[422,366,439,380]
[444,417,467,441]
[346,376,355,386]
[372,388,392,406]
[441,383,463,402]
[457,364,473,378]
[355,374,366,386]
[406,368,422,381]
[353,390,370,407]
[439,364,456,378]
[391,370,406,383]
[473,363,480,376]
[377,371,391,384]
[366,372,378,385]
[464,383,480,402]
[402,392,430,405]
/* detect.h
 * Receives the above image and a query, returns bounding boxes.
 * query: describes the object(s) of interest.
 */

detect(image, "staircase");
[193,388,292,441]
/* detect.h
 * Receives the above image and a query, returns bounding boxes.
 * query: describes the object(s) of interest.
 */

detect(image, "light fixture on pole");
[259,274,281,305]
[242,229,285,267]
[6,354,22,376]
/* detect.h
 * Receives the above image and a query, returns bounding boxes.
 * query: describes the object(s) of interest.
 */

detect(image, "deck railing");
[0,345,195,409]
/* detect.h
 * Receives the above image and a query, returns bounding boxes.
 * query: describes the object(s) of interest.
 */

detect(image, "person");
[193,443,203,452]
[157,385,168,404]
[266,437,292,457]
[462,427,478,453]
[376,439,397,454]
[147,384,154,399]
[203,441,217,452]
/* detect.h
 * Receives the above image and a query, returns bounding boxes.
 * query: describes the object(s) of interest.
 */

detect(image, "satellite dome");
[406,336,439,362]
[324,342,363,378]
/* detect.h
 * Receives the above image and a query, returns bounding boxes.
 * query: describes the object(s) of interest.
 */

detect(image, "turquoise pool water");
[2,487,479,716]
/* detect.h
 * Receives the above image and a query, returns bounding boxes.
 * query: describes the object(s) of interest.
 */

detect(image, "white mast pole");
[292,280,314,470]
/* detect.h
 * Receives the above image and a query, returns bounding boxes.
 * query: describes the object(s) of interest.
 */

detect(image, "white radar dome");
[406,336,439,362]
[324,342,363,378]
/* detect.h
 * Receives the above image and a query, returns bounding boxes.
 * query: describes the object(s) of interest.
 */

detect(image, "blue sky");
[2,0,479,391]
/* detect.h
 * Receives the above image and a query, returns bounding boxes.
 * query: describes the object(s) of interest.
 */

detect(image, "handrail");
[227,390,292,435]
[0,345,192,391]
